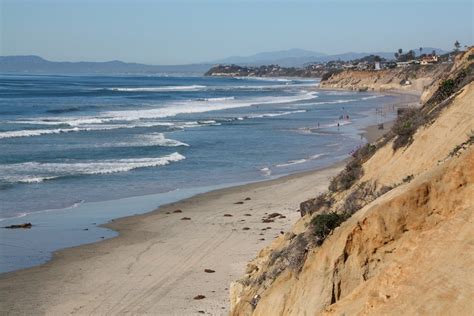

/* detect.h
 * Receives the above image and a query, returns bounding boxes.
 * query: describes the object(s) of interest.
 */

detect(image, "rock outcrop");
[230,48,474,315]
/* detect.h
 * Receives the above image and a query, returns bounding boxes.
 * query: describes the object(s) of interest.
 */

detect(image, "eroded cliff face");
[230,48,474,315]
[319,63,452,97]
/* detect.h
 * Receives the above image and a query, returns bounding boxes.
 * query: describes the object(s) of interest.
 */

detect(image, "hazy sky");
[1,0,473,65]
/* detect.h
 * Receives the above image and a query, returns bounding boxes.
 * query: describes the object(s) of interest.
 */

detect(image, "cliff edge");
[230,48,474,315]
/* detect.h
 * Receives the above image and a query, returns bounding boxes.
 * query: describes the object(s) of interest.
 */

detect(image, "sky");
[1,0,473,65]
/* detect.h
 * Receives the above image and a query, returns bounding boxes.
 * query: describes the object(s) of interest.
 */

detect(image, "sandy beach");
[1,162,344,315]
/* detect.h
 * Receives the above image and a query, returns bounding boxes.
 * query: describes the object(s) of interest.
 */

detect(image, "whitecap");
[0,152,186,184]
[107,85,206,92]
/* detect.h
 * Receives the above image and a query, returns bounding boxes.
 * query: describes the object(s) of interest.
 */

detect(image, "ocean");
[0,74,398,272]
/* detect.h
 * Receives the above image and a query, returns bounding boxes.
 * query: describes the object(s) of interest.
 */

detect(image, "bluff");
[230,48,474,315]
[319,63,454,103]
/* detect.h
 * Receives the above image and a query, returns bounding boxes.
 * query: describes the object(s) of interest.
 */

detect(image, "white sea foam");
[100,92,317,122]
[196,96,235,102]
[259,167,272,176]
[0,152,186,184]
[106,133,189,148]
[275,153,325,168]
[361,95,384,100]
[108,85,206,92]
[247,110,306,119]
[275,159,308,167]
[0,122,180,139]
[1,92,318,139]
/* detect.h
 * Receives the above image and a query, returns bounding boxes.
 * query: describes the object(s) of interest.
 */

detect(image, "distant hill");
[212,48,327,67]
[1,48,449,75]
[211,47,449,67]
[0,55,212,75]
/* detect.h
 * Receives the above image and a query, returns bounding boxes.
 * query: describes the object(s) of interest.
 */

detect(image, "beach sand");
[0,162,344,315]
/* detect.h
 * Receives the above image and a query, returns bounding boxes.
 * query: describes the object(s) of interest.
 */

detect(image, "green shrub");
[311,212,349,245]
[403,174,414,183]
[329,163,362,192]
[392,107,424,150]
[299,193,334,217]
[321,69,343,81]
[439,79,456,99]
[328,144,376,192]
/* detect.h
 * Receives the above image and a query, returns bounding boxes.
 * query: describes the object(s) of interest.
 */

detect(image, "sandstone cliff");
[319,63,452,99]
[230,48,474,315]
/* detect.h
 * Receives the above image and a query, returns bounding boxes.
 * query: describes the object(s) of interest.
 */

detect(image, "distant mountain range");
[0,55,212,75]
[0,47,448,74]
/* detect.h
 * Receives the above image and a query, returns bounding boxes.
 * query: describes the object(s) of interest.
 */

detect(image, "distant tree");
[432,50,436,56]
[454,40,461,52]
[419,47,423,55]
[394,52,399,60]
[398,48,403,55]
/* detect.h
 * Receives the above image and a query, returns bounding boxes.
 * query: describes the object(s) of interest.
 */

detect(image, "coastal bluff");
[319,63,452,103]
[230,48,474,315]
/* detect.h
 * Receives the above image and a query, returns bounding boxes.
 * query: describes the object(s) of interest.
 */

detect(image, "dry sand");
[0,163,344,315]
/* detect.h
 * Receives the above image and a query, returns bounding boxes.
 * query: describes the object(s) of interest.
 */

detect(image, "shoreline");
[0,88,419,315]
[1,161,345,315]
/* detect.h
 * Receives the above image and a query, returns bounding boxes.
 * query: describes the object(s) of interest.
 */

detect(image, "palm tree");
[398,48,403,55]
[419,47,423,56]
[454,40,461,52]
[394,52,399,60]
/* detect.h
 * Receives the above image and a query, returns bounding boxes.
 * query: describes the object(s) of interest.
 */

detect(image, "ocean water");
[0,74,398,272]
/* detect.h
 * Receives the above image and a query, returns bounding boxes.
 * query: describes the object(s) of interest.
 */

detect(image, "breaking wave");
[0,152,186,184]
[107,85,206,92]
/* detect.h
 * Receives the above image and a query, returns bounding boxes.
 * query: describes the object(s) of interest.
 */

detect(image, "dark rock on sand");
[193,295,206,300]
[4,223,32,229]
[234,201,244,205]
[244,197,251,201]
[204,269,216,273]
[181,217,191,220]
[173,209,183,213]
[223,214,233,217]
[242,227,250,230]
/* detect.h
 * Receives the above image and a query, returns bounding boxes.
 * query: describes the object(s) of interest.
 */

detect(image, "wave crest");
[0,152,186,184]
